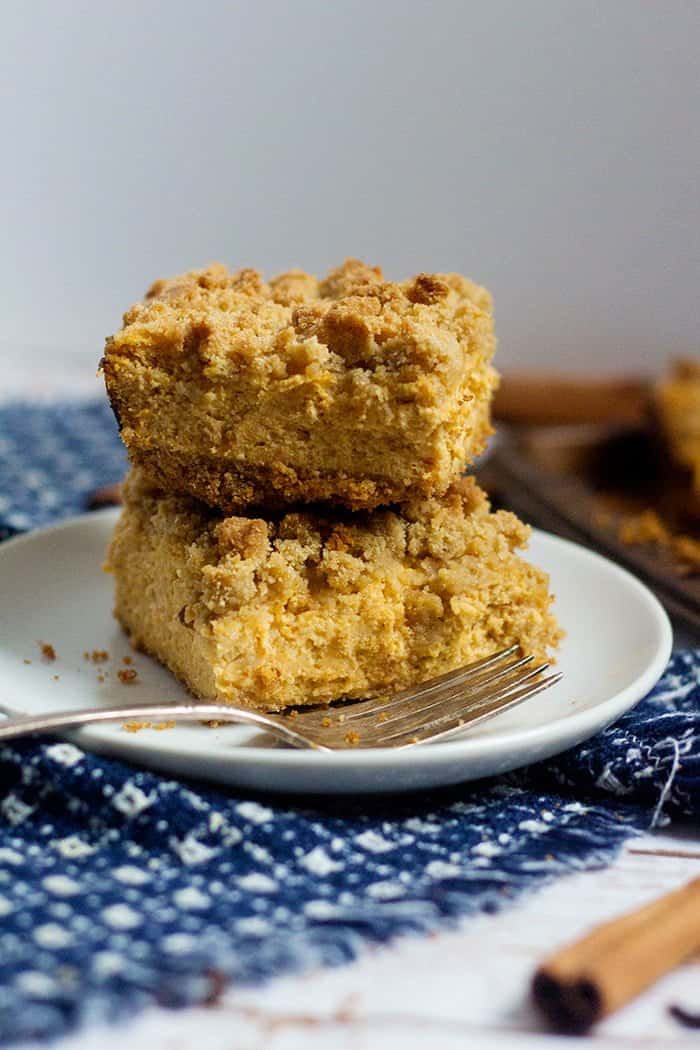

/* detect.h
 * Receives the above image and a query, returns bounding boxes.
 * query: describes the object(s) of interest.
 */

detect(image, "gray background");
[1,0,698,377]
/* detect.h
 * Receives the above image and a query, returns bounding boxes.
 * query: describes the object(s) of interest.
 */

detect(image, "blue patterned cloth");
[0,401,697,1045]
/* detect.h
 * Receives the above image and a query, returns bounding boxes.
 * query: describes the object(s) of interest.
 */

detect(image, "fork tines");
[297,645,562,750]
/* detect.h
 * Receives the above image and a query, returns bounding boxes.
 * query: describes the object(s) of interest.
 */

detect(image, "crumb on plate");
[122,720,176,733]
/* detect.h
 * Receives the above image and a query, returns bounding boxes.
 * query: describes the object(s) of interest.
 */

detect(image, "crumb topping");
[104,258,493,381]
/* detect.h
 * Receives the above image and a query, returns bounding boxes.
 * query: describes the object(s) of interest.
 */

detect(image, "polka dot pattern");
[0,400,126,535]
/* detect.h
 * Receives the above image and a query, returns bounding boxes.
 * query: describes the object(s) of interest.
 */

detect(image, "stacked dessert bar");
[103,259,560,711]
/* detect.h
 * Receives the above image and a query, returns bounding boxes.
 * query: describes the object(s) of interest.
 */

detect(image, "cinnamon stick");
[86,483,122,509]
[494,372,650,426]
[532,875,700,1034]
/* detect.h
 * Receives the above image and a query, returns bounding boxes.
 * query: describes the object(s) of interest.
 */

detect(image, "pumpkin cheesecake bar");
[107,470,561,711]
[102,259,498,512]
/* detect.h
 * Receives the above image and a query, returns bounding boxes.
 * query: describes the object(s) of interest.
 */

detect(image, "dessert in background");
[484,359,700,633]
[652,358,700,512]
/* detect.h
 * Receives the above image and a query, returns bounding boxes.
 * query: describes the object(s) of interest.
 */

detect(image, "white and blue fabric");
[0,401,697,1044]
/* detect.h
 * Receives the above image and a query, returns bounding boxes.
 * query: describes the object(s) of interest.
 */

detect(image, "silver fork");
[0,646,561,751]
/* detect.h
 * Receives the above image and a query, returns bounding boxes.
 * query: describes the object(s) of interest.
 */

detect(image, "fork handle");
[0,703,319,750]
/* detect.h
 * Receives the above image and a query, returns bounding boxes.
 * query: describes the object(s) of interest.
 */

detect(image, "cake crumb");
[619,508,668,546]
[202,968,227,1008]
[53,675,60,681]
[123,720,176,733]
[344,729,361,746]
[38,642,56,662]
[672,533,700,570]
[23,659,31,665]
[122,655,133,666]
[90,650,109,664]
[618,508,700,573]
[321,716,332,728]
[117,668,138,684]
[333,994,360,1024]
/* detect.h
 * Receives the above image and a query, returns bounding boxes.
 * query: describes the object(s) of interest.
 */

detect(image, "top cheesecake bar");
[102,259,497,512]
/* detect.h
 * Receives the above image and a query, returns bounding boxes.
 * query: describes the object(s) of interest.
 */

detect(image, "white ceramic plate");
[0,510,672,794]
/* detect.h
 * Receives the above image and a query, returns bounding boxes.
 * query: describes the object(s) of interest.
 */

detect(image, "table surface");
[5,352,699,1050]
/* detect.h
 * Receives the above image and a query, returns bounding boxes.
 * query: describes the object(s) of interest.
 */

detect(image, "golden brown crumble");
[38,642,56,662]
[123,720,176,733]
[216,518,268,558]
[85,650,110,664]
[102,259,497,512]
[117,668,139,684]
[109,258,492,383]
[618,509,669,546]
[618,507,700,573]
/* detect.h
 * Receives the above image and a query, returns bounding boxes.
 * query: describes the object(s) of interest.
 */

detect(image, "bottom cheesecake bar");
[107,470,562,711]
